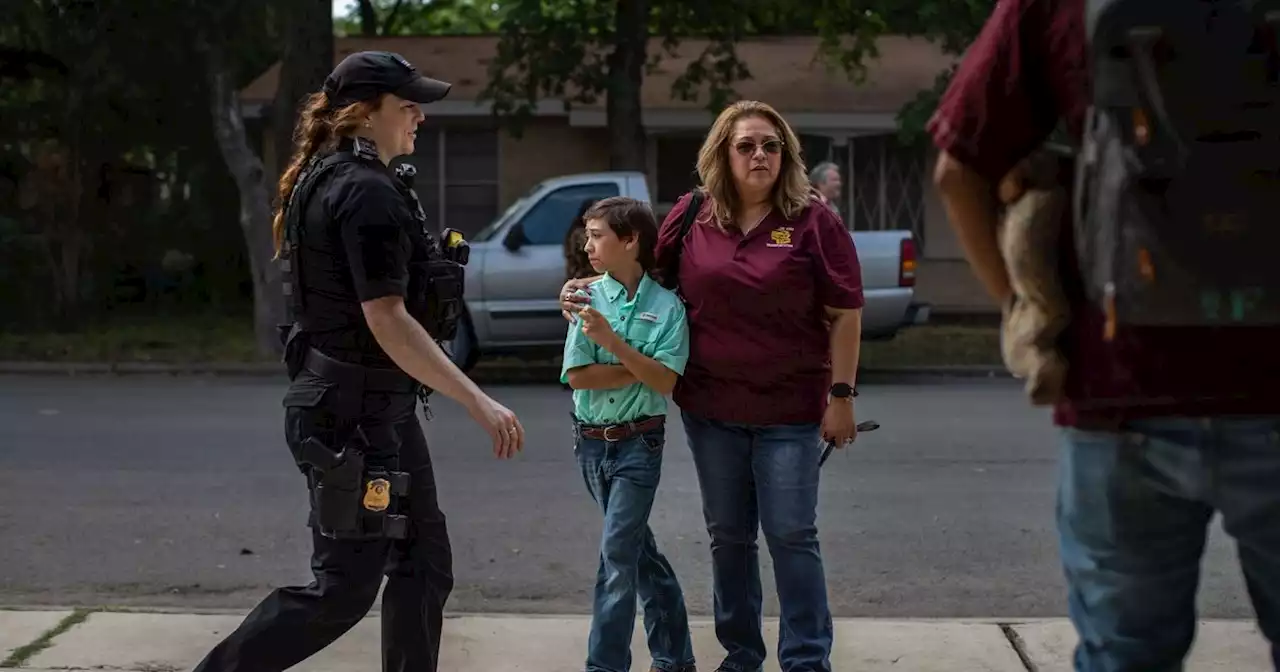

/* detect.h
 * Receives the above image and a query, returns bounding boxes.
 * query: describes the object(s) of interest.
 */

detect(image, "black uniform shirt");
[295,137,417,367]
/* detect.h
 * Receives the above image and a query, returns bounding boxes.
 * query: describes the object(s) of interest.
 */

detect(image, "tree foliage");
[0,0,281,328]
[477,0,1004,163]
[481,0,897,170]
[479,0,997,169]
[335,0,504,36]
[886,0,995,145]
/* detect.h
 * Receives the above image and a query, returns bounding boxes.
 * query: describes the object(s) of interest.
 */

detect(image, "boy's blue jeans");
[1057,416,1280,672]
[574,418,695,672]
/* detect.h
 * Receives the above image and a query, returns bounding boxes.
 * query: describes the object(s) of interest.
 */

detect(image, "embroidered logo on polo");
[636,312,660,323]
[767,227,794,248]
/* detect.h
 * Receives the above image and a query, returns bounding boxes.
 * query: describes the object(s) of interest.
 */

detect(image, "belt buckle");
[601,424,627,442]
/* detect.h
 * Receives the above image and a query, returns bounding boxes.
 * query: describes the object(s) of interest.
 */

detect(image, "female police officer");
[193,51,525,672]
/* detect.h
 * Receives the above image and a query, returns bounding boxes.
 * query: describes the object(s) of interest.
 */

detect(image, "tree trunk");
[22,153,83,327]
[273,0,336,181]
[358,0,379,36]
[205,39,284,356]
[606,0,650,171]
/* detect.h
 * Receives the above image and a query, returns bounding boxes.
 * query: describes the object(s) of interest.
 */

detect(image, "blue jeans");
[1058,416,1280,672]
[574,420,694,672]
[681,411,833,672]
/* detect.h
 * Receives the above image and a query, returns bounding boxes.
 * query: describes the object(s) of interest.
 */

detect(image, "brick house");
[239,35,994,313]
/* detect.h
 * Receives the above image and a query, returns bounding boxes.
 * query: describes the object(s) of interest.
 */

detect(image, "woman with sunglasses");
[559,100,866,672]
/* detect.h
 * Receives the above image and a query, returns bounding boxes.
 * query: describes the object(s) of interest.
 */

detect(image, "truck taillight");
[899,237,917,287]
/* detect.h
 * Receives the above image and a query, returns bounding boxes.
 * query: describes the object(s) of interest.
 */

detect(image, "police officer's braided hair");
[271,91,381,257]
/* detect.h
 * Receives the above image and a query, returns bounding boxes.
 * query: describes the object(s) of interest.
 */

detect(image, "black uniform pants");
[193,358,454,672]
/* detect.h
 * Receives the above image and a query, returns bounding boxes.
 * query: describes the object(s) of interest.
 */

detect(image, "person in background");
[929,1,1280,670]
[561,196,696,672]
[808,161,842,216]
[564,199,596,281]
[561,100,865,672]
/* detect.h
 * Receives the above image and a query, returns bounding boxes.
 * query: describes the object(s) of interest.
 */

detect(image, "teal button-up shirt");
[560,272,689,425]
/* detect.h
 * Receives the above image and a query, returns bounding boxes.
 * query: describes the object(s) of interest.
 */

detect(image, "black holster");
[298,432,411,540]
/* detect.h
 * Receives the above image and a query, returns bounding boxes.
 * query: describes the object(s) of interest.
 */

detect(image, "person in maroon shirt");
[930,1,1280,670]
[560,100,865,672]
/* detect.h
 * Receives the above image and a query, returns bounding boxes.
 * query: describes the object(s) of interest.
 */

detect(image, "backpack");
[1074,0,1280,339]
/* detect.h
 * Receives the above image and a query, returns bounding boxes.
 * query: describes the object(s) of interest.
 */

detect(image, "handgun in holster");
[298,432,411,540]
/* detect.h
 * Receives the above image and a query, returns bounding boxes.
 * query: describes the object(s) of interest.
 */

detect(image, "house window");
[798,134,834,168]
[849,133,927,249]
[655,134,704,204]
[393,125,499,238]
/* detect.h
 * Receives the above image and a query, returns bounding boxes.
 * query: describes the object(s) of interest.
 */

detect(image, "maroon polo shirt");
[654,193,865,425]
[928,0,1280,428]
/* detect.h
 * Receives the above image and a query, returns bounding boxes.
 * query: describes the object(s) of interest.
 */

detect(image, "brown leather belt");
[576,415,665,442]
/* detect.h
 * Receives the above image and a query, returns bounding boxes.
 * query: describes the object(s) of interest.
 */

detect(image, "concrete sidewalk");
[0,610,1270,671]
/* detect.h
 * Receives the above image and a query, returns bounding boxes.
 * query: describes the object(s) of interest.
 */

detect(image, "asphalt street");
[0,374,1257,619]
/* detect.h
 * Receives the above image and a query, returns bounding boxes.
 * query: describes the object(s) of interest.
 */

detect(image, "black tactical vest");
[278,138,466,343]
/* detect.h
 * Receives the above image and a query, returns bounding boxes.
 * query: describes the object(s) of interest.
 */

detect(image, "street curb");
[0,361,559,384]
[0,361,1012,382]
[0,605,1040,622]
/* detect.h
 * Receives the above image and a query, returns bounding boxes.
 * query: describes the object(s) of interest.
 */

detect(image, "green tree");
[198,0,331,355]
[336,0,504,36]
[480,0,890,171]
[886,0,995,145]
[481,0,1000,168]
[1,0,276,325]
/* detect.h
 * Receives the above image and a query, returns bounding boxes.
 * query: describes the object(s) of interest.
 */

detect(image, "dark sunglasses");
[733,139,784,156]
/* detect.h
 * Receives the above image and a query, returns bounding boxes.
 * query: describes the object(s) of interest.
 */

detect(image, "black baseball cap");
[322,51,452,108]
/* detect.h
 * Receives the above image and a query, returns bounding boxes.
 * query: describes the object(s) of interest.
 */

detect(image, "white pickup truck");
[448,171,929,369]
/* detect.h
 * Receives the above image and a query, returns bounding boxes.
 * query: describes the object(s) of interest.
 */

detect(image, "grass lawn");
[859,324,1001,368]
[0,315,1003,368]
[0,315,264,364]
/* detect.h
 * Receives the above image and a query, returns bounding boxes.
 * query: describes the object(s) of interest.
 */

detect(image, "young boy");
[560,196,696,672]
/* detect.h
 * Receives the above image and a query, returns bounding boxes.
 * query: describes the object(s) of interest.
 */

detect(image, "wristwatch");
[829,383,855,400]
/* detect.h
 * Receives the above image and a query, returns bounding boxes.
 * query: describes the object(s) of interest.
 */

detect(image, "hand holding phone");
[819,420,880,467]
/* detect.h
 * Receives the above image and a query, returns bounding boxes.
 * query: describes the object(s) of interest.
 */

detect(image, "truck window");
[520,183,621,245]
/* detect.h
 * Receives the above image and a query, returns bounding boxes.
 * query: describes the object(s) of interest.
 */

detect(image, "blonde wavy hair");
[271,92,382,257]
[694,100,813,228]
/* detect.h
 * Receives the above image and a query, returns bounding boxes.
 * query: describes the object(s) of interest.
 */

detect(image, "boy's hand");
[579,306,620,351]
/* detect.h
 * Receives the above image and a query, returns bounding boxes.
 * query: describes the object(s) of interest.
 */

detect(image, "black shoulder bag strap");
[666,189,704,290]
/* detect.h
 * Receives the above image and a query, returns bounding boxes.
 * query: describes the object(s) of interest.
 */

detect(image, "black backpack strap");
[679,190,704,238]
[666,190,704,289]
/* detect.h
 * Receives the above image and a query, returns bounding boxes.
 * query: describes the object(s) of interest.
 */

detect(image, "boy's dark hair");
[582,196,658,271]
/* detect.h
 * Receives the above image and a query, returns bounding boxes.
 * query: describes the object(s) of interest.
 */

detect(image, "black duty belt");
[576,415,665,442]
[302,347,418,395]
